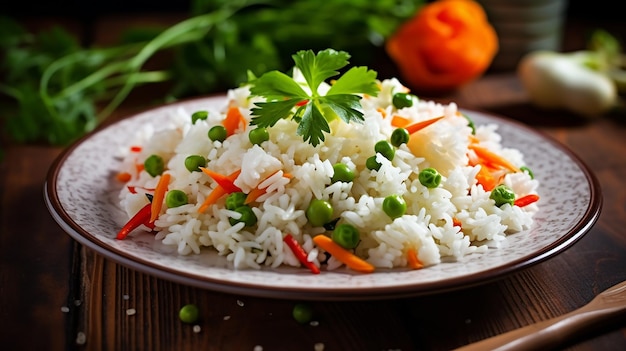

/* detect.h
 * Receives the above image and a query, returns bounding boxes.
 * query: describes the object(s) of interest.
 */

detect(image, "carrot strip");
[313,235,375,273]
[377,107,388,118]
[479,160,502,172]
[197,170,242,213]
[405,116,444,134]
[244,170,292,204]
[469,144,520,173]
[116,172,132,182]
[391,115,411,128]
[198,187,228,214]
[200,167,242,193]
[150,172,171,223]
[223,106,246,136]
[475,163,497,191]
[245,187,267,205]
[514,194,540,207]
[406,248,424,269]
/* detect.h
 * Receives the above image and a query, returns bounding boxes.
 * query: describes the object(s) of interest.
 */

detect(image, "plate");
[44,95,602,301]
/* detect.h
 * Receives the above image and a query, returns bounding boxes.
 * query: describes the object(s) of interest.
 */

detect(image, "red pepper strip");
[143,220,156,231]
[283,234,320,274]
[295,99,309,107]
[127,186,155,194]
[116,203,152,240]
[452,217,462,229]
[514,194,540,207]
[200,167,242,194]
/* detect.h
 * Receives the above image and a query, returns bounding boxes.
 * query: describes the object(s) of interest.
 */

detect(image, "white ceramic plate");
[44,95,602,301]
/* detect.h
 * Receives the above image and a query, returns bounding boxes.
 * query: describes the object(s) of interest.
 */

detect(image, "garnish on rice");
[248,48,380,146]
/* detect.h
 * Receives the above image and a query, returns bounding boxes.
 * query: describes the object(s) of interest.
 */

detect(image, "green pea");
[306,199,334,227]
[332,223,360,249]
[520,166,534,179]
[390,128,410,147]
[229,205,258,227]
[462,113,476,135]
[184,155,206,172]
[191,110,208,124]
[225,192,247,211]
[331,163,355,183]
[144,154,164,177]
[292,303,314,324]
[418,167,441,188]
[382,194,407,219]
[392,92,416,109]
[366,156,381,171]
[166,190,188,208]
[490,184,516,207]
[375,140,395,161]
[179,304,200,324]
[249,127,269,145]
[208,125,227,142]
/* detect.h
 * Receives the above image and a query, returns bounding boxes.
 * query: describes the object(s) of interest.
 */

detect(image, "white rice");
[117,77,539,272]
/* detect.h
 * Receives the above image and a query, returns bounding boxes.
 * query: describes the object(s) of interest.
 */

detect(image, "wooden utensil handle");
[454,306,625,351]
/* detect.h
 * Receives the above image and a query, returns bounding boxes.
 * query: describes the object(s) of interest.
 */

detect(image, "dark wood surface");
[2,12,626,351]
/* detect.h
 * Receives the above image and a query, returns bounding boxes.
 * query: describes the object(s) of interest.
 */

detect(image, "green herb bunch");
[249,49,379,145]
[0,0,424,149]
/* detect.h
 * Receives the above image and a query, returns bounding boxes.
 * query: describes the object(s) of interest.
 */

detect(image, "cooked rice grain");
[117,78,539,272]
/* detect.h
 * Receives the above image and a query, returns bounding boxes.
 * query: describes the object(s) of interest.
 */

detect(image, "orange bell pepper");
[385,0,498,93]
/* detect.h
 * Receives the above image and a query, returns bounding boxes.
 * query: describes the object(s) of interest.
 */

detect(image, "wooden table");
[2,12,626,351]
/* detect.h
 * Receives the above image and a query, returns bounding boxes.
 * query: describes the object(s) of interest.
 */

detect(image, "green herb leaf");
[292,49,349,94]
[297,102,331,145]
[250,98,302,128]
[327,66,379,96]
[319,94,365,124]
[249,71,308,100]
[249,48,379,146]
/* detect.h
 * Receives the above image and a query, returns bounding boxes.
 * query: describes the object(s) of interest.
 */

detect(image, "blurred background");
[3,0,622,20]
[4,0,622,72]
[1,0,624,148]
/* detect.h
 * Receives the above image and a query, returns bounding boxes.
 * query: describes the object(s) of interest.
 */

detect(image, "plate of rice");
[45,63,601,300]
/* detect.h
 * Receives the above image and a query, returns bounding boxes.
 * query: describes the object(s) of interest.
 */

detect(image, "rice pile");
[116,77,539,272]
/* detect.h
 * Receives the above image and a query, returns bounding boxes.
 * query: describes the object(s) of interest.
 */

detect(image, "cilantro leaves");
[249,49,379,146]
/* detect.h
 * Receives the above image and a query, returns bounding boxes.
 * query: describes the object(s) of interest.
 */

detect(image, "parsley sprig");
[249,49,379,146]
